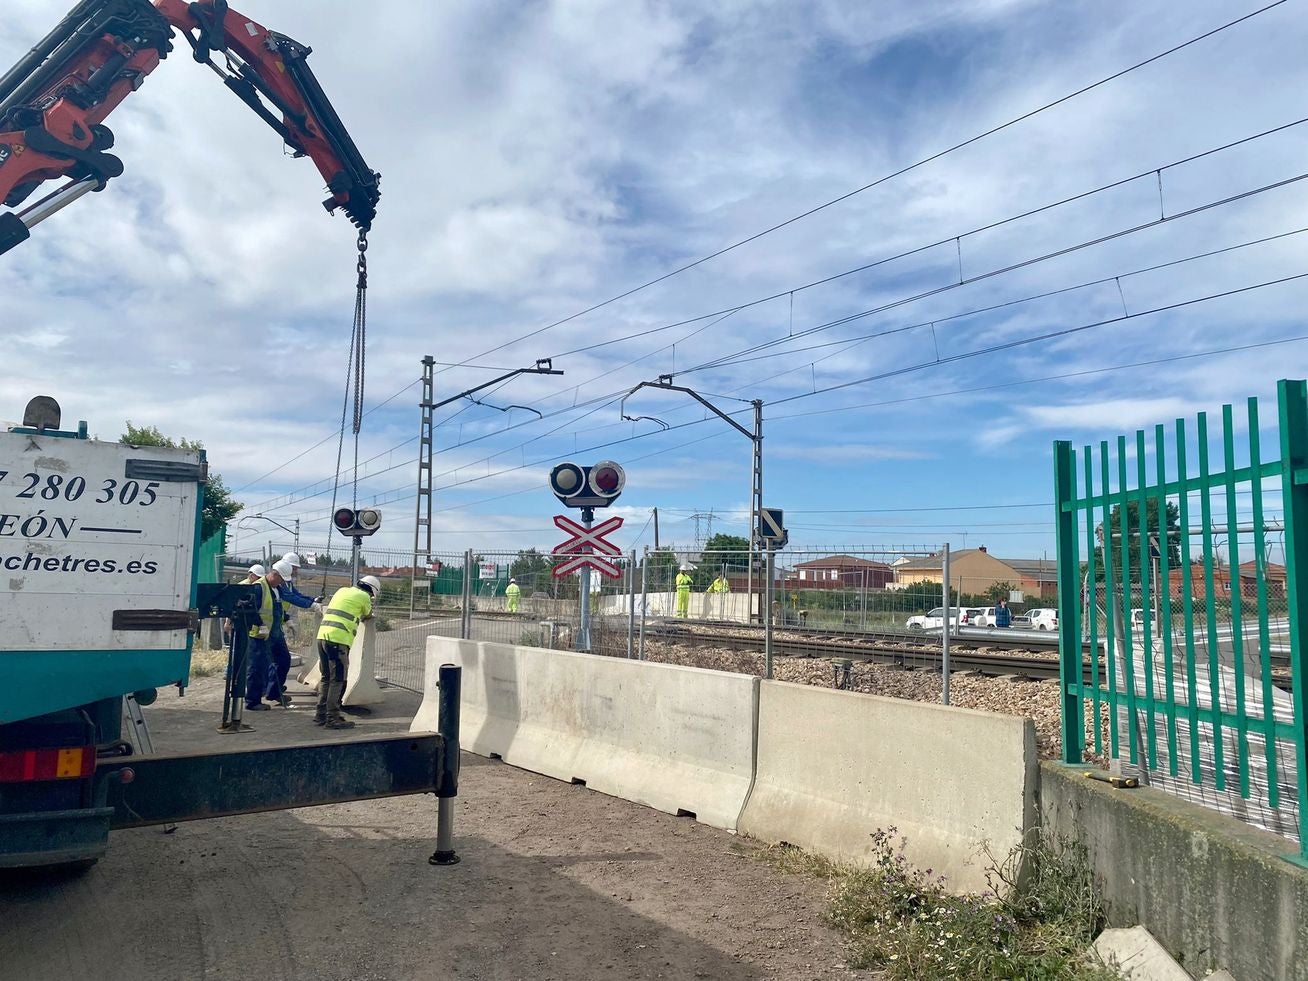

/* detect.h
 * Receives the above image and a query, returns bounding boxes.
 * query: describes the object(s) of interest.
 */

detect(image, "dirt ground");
[0,675,863,981]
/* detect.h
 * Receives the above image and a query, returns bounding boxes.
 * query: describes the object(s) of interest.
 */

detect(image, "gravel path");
[0,676,864,981]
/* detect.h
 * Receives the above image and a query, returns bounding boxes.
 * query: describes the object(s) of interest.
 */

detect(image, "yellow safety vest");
[708,577,730,594]
[506,583,521,598]
[248,578,275,640]
[675,573,692,592]
[316,585,373,648]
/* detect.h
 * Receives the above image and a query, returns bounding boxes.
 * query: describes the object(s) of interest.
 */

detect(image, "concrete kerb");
[412,636,758,831]
[738,680,1039,895]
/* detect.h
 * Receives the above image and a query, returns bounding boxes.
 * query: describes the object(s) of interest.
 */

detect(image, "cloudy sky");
[2,0,1306,565]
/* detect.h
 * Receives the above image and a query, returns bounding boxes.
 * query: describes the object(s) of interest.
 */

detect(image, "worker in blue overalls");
[263,552,320,707]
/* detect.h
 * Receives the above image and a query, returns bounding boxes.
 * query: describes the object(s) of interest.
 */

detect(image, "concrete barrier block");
[296,624,384,707]
[342,621,384,707]
[739,680,1038,894]
[413,636,758,830]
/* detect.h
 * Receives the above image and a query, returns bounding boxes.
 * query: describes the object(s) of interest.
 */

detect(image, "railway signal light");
[549,460,625,508]
[332,506,382,537]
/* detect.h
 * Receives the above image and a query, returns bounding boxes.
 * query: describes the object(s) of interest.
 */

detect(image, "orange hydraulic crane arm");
[0,0,380,256]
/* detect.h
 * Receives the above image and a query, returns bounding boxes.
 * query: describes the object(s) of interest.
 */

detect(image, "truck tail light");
[0,746,95,783]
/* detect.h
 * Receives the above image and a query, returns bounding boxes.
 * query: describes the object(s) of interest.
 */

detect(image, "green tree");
[985,580,1018,603]
[509,548,558,593]
[1094,499,1181,581]
[121,422,241,541]
[700,532,751,587]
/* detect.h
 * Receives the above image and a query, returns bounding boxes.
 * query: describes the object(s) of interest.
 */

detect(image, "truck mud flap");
[0,806,113,868]
[102,734,445,828]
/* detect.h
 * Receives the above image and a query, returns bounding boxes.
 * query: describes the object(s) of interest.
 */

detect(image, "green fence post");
[1055,441,1085,764]
[1275,379,1308,866]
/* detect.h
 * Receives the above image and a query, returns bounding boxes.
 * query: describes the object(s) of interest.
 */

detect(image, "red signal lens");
[593,467,619,492]
[333,508,355,530]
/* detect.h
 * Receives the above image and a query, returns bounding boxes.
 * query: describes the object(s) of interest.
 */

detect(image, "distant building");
[789,554,894,590]
[894,546,1057,599]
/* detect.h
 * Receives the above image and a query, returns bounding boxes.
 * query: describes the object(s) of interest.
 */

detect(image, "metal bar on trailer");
[104,734,443,828]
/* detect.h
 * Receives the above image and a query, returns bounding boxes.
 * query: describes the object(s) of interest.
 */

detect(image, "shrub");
[777,828,1116,980]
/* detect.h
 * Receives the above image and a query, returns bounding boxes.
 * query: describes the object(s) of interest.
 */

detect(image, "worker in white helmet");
[243,561,290,711]
[675,563,693,619]
[259,558,324,708]
[223,564,268,642]
[314,575,380,729]
[505,577,521,614]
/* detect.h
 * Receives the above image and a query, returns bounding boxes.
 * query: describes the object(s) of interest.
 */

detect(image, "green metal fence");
[1055,379,1308,864]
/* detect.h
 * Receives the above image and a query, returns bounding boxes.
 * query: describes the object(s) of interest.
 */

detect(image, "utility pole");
[620,377,762,620]
[410,356,564,619]
[410,354,435,619]
[653,507,660,549]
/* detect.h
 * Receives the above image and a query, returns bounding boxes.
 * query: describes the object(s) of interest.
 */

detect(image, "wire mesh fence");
[210,542,1018,693]
[1054,380,1307,859]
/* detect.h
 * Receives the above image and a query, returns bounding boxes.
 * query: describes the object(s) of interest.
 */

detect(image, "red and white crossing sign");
[552,551,623,579]
[551,513,624,579]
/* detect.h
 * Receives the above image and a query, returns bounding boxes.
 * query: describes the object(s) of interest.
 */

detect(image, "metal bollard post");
[430,662,461,866]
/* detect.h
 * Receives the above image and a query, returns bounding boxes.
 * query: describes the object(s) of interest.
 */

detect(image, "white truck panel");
[0,433,200,652]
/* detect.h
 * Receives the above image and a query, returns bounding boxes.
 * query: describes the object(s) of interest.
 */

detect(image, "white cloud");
[3,0,1306,559]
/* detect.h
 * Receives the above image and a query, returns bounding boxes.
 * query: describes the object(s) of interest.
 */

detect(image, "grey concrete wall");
[1040,763,1308,981]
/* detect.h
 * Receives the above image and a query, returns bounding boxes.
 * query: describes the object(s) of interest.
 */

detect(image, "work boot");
[325,718,356,730]
[323,678,349,729]
[313,711,326,726]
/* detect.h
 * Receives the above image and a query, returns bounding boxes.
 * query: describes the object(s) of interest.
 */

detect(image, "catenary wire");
[435,2,1288,370]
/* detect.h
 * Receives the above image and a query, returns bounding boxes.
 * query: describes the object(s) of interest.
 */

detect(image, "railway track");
[645,622,1294,689]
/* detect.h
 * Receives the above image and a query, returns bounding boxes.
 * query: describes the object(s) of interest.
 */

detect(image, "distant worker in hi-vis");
[314,576,380,729]
[707,573,730,594]
[675,564,693,618]
[506,577,521,613]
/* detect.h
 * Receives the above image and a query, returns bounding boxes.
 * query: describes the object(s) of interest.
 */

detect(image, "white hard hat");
[509,577,516,583]
[680,564,689,571]
[271,559,294,579]
[248,564,266,577]
[359,575,382,595]
[281,552,302,568]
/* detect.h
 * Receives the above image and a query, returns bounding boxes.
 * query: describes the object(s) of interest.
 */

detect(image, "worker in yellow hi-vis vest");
[506,577,521,613]
[675,564,693,618]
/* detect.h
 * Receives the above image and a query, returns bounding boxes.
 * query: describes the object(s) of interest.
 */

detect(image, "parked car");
[905,607,978,630]
[972,606,998,627]
[1027,608,1058,631]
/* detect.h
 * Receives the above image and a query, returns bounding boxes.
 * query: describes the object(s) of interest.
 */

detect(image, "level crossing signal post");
[758,507,787,679]
[333,506,382,584]
[550,461,626,651]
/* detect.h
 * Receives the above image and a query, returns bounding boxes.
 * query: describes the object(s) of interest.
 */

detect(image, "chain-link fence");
[211,543,1011,694]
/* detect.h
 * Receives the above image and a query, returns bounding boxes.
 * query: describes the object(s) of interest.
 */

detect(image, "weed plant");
[767,828,1117,980]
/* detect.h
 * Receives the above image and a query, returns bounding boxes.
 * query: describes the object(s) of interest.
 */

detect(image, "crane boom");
[0,0,380,256]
